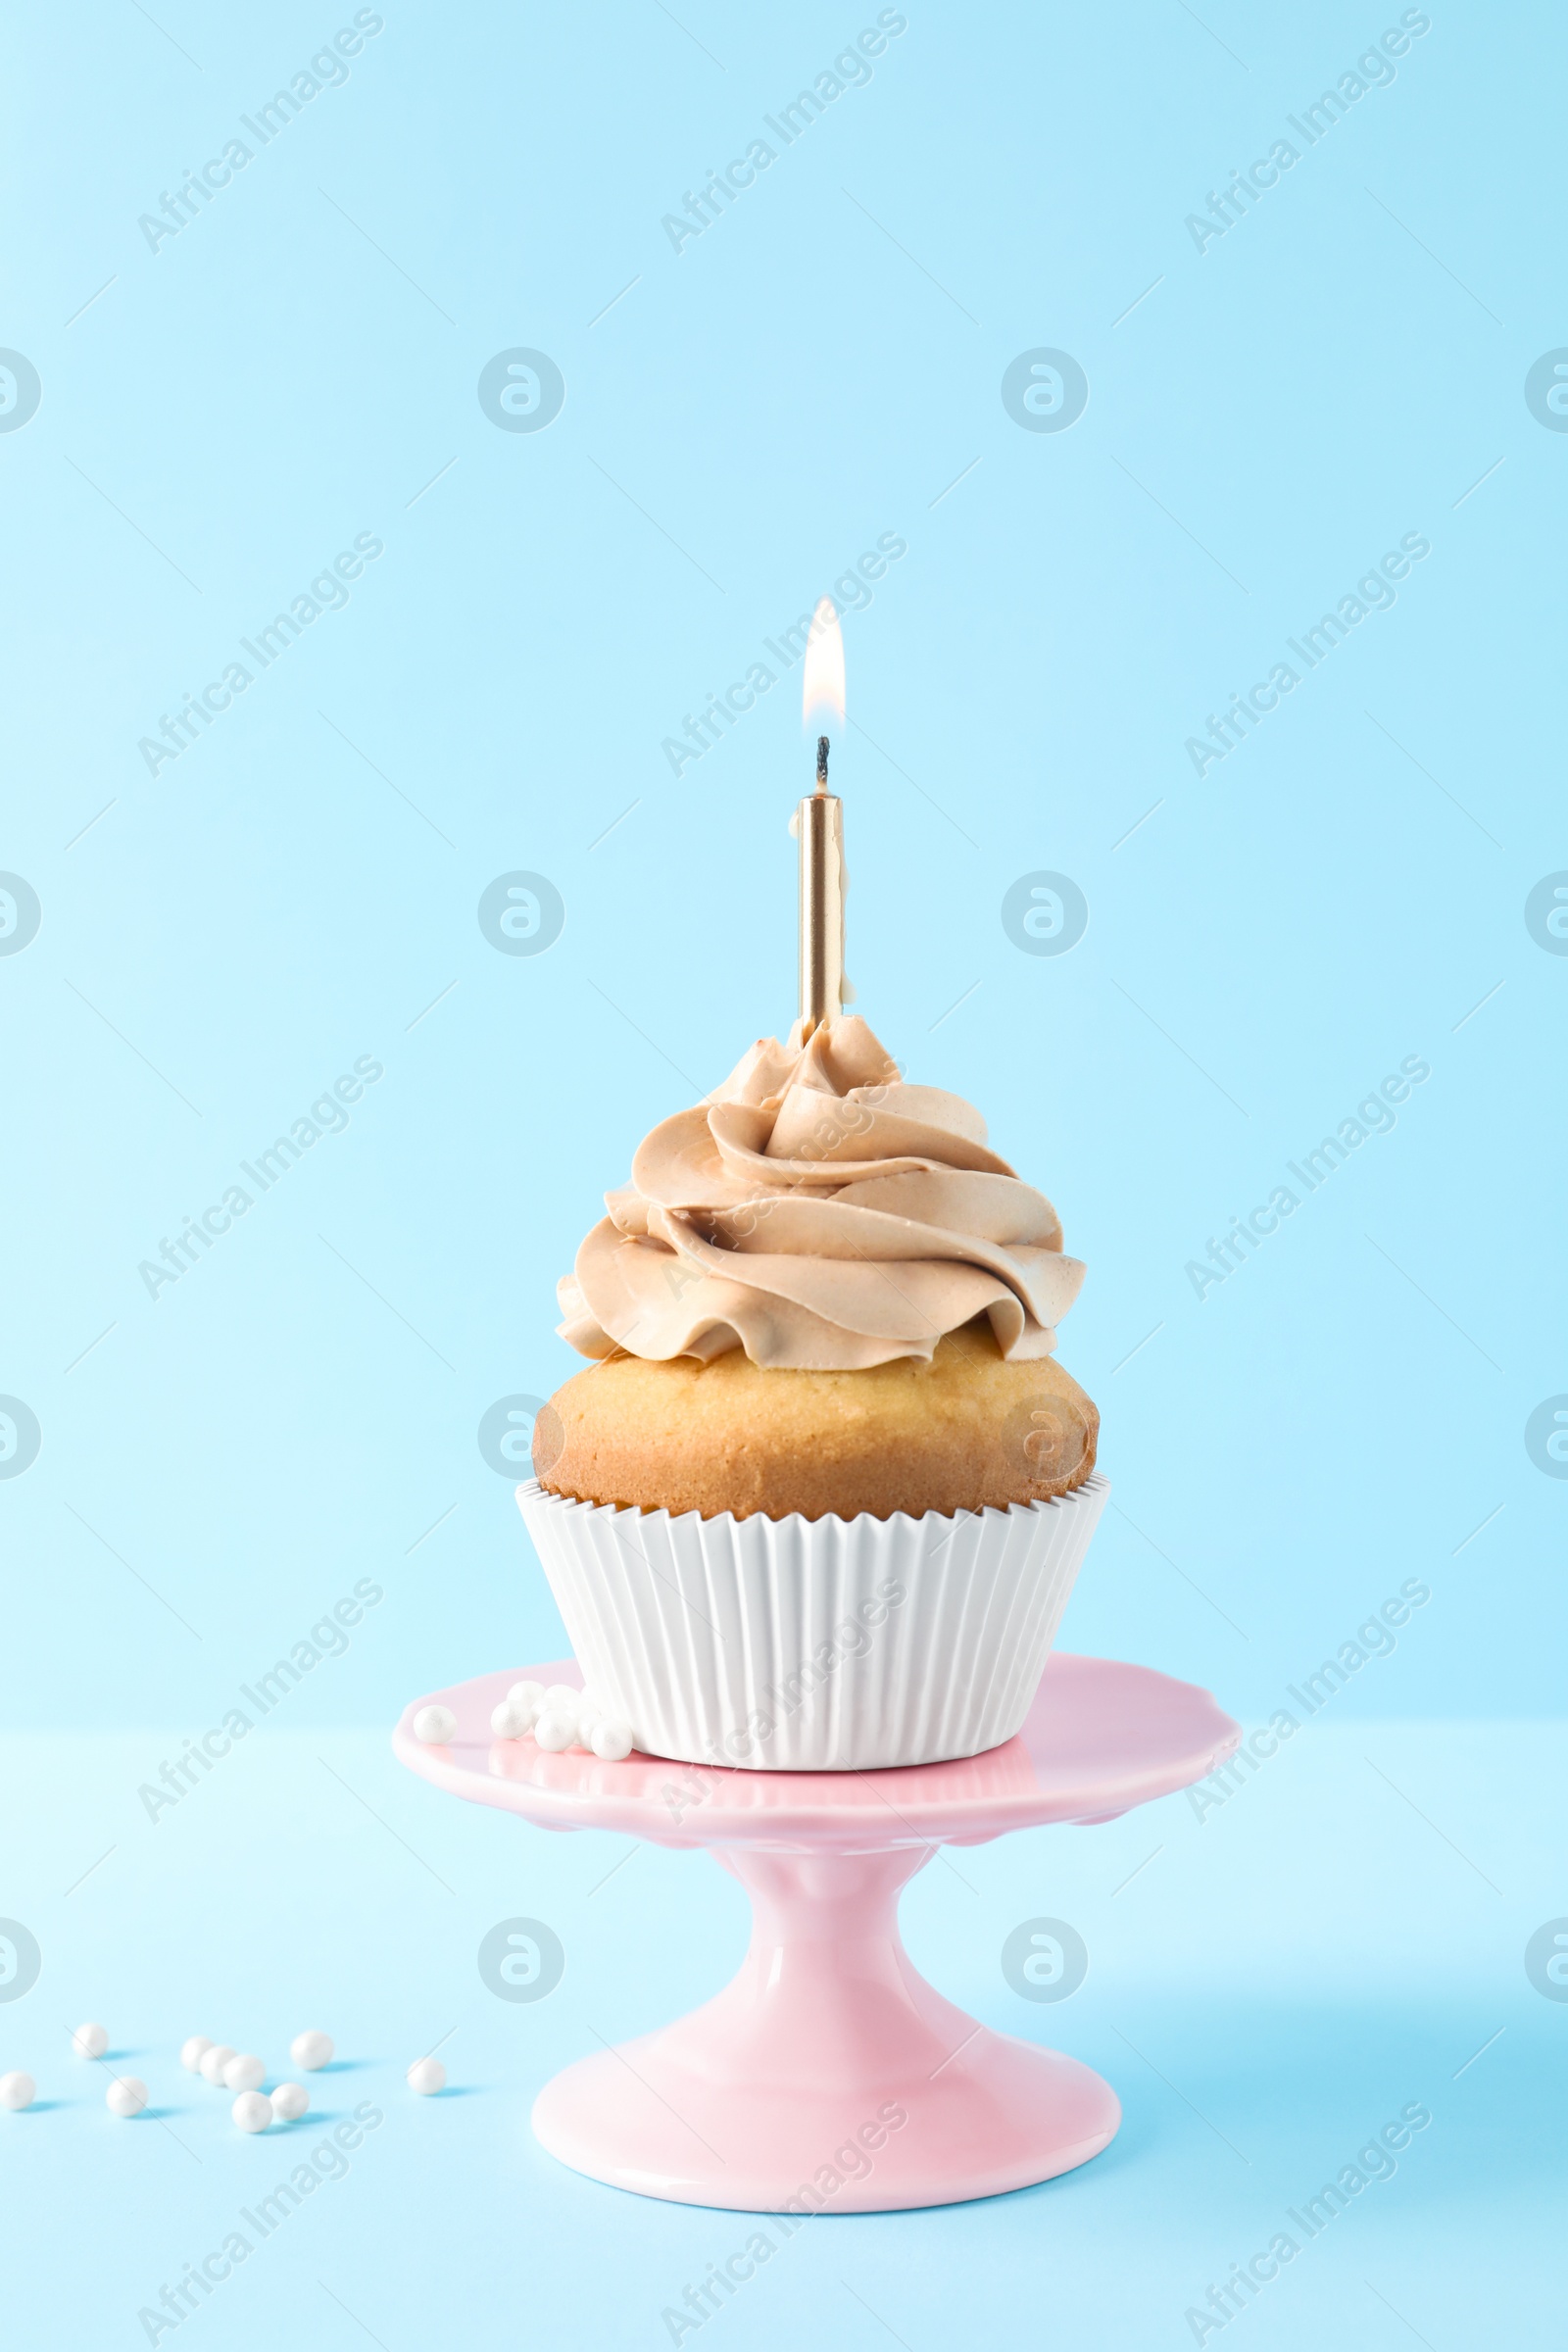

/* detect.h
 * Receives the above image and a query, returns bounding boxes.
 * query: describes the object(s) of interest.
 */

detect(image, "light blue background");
[3,1,1562,2341]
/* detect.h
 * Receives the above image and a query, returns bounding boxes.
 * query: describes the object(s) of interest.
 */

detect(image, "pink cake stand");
[393,1651,1238,2213]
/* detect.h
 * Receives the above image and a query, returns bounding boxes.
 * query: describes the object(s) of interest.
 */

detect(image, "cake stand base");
[393,1653,1239,2213]
[533,1843,1118,2211]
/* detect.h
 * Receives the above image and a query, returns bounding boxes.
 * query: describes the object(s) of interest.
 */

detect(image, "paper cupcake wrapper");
[515,1474,1108,1772]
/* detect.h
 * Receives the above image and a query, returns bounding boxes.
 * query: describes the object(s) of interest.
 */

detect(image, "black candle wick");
[816,735,830,788]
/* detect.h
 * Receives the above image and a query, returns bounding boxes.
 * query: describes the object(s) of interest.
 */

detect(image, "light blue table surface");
[4,1716,1561,2348]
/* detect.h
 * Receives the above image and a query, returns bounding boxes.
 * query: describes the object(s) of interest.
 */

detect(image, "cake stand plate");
[393,1652,1239,2213]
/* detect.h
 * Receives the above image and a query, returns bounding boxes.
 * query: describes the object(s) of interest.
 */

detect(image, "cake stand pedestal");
[393,1651,1239,2213]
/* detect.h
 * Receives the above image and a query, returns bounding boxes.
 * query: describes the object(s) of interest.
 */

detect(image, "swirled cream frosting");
[557,1016,1086,1372]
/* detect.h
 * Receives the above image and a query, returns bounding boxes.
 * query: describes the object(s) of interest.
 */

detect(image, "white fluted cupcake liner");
[515,1473,1108,1771]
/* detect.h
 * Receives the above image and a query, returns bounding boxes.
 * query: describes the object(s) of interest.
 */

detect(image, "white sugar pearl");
[0,2070,34,2110]
[270,2081,309,2123]
[223,2052,265,2093]
[200,2043,236,2085]
[106,2076,148,2118]
[407,2057,445,2095]
[290,2030,333,2072]
[490,1696,535,1739]
[591,1719,633,1762]
[180,2034,214,2073]
[542,1684,581,1717]
[509,1679,545,1705]
[231,2090,272,2132]
[72,2021,108,2059]
[413,1703,458,1744]
[534,1711,576,1752]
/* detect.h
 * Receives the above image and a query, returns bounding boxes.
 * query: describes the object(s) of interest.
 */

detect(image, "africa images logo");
[0,351,41,432]
[0,1398,42,1480]
[0,873,41,954]
[1001,350,1089,433]
[476,350,564,433]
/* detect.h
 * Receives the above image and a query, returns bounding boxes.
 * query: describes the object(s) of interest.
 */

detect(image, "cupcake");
[517,1013,1106,1771]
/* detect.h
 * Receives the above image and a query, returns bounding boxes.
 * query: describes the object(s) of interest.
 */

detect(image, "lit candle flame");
[801,596,846,729]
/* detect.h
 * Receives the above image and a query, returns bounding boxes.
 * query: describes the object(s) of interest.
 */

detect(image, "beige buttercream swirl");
[557,1014,1086,1371]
